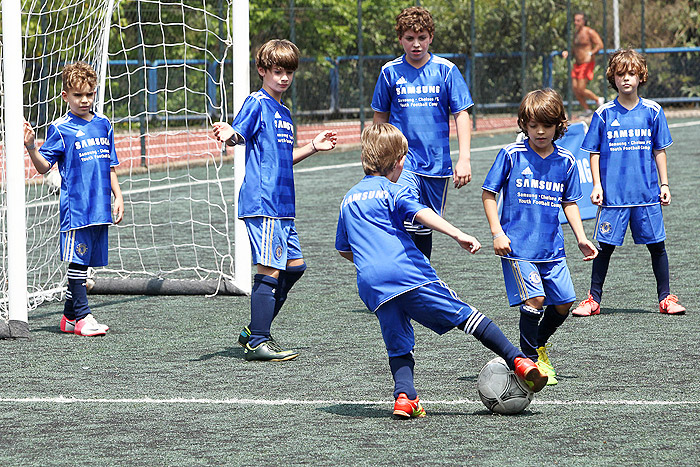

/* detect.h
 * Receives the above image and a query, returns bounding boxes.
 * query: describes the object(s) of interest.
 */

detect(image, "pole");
[640,0,645,51]
[232,0,252,295]
[566,0,573,118]
[613,0,620,49]
[520,0,526,98]
[289,0,297,131]
[2,0,30,336]
[357,0,365,131]
[603,0,608,102]
[470,0,476,130]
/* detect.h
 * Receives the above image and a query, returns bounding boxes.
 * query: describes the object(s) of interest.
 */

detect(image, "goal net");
[1,0,250,320]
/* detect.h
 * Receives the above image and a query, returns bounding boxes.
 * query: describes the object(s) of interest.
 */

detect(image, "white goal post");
[1,0,252,332]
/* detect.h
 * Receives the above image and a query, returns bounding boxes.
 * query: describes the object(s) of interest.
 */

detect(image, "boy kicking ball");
[335,123,547,419]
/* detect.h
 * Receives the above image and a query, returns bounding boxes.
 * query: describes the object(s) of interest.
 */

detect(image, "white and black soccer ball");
[477,357,534,415]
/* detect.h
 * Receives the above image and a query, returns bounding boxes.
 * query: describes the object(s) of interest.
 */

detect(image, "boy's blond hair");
[518,88,568,141]
[361,123,408,176]
[62,61,97,92]
[606,48,649,91]
[255,39,300,76]
[395,6,434,39]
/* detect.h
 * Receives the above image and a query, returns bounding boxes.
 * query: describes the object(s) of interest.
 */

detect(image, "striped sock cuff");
[462,310,486,335]
[67,267,88,281]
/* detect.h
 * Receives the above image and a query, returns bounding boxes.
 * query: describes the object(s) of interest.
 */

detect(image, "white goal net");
[1,0,249,321]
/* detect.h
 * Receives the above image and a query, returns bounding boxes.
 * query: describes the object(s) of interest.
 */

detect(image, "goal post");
[1,0,30,338]
[1,0,252,329]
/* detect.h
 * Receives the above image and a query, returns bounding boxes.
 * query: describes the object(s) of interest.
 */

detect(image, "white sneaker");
[61,314,110,333]
[74,314,108,337]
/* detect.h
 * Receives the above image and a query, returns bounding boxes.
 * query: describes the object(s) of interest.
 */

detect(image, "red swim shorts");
[571,61,595,81]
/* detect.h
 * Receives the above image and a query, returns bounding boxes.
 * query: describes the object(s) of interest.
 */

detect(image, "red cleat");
[393,393,426,419]
[659,294,686,315]
[572,293,600,317]
[514,357,548,393]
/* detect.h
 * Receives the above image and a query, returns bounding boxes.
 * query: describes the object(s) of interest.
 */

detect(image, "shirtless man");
[562,12,604,116]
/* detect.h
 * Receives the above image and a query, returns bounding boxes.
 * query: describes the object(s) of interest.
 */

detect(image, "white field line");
[0,396,698,406]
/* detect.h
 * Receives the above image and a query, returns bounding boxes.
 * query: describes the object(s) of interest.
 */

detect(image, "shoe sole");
[245,353,299,362]
[572,308,600,317]
[392,409,426,419]
[524,367,548,393]
[660,310,686,315]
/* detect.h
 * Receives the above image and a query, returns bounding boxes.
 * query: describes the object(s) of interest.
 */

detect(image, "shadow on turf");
[192,347,245,361]
[318,404,538,418]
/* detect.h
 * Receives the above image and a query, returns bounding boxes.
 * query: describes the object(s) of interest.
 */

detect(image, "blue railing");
[104,46,700,122]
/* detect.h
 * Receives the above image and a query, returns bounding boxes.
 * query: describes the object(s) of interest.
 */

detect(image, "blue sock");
[461,311,524,371]
[67,263,90,321]
[519,305,543,360]
[647,241,670,302]
[389,353,417,400]
[537,305,568,347]
[248,274,278,348]
[273,263,306,319]
[590,242,615,303]
[410,232,432,260]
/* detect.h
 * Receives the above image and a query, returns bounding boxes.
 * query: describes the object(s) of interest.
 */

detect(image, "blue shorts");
[501,258,576,307]
[375,281,474,357]
[593,205,665,246]
[245,217,302,269]
[60,225,109,267]
[396,171,449,235]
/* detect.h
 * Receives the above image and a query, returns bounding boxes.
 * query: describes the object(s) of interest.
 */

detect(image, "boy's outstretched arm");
[452,110,472,188]
[589,152,604,205]
[482,190,511,256]
[654,148,671,205]
[23,119,51,174]
[292,130,337,164]
[212,122,241,146]
[110,167,125,224]
[562,201,597,261]
[414,208,480,254]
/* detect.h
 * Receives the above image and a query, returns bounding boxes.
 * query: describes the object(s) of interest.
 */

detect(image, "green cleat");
[244,340,299,362]
[238,326,251,347]
[536,344,558,386]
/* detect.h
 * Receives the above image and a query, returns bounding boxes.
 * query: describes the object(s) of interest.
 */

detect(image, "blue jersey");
[232,89,296,219]
[40,112,119,232]
[335,175,439,312]
[371,54,473,177]
[482,140,582,262]
[581,97,672,207]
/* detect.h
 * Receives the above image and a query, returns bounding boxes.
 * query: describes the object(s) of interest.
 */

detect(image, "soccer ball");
[477,357,534,415]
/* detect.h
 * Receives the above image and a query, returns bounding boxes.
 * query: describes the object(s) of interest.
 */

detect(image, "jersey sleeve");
[446,66,473,114]
[581,112,604,153]
[38,123,65,167]
[370,68,391,113]
[482,148,511,193]
[652,107,673,150]
[108,123,119,166]
[335,208,351,252]
[394,186,429,224]
[562,160,583,203]
[231,95,262,142]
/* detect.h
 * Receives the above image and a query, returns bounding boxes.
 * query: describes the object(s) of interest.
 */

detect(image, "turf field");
[1,118,699,466]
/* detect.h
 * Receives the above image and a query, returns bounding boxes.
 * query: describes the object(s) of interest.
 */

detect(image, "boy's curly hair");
[395,6,434,39]
[361,123,408,176]
[255,39,299,76]
[606,48,648,91]
[62,61,97,92]
[518,89,568,141]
